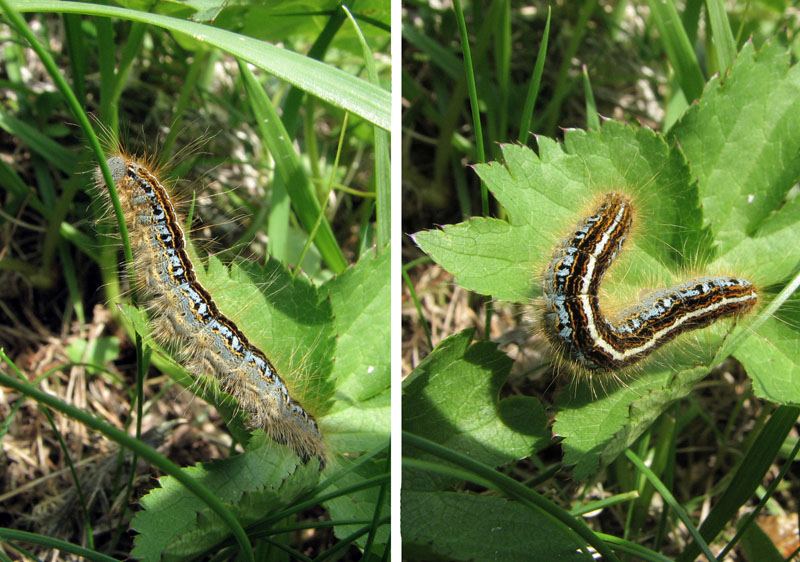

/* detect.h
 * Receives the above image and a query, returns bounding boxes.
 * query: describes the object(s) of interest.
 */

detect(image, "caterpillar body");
[541,191,758,372]
[96,155,326,467]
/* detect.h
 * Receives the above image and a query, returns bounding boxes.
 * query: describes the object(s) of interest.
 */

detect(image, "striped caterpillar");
[95,154,327,467]
[541,191,758,372]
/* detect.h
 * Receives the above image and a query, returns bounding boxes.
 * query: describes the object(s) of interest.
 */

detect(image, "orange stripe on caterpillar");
[97,155,327,467]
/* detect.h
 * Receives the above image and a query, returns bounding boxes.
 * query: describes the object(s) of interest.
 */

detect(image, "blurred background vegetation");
[402,0,798,238]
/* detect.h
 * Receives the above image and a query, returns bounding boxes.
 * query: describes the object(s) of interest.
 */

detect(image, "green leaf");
[199,255,337,418]
[738,517,786,562]
[321,246,390,453]
[669,40,800,403]
[130,431,320,559]
[324,457,389,548]
[65,336,120,375]
[415,40,800,477]
[117,248,389,555]
[402,491,593,562]
[403,329,549,491]
[415,121,705,304]
[669,40,800,263]
[735,293,800,402]
[704,0,736,72]
[555,361,709,480]
[206,0,389,48]
[343,5,390,249]
[413,215,538,304]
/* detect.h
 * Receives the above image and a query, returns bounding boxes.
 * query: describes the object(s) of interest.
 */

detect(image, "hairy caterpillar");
[541,191,758,372]
[95,154,327,467]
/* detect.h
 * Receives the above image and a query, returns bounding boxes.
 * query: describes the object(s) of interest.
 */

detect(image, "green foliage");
[414,123,703,304]
[667,39,800,403]
[12,1,390,131]
[674,405,800,561]
[403,329,548,484]
[415,40,800,477]
[403,491,593,562]
[198,255,337,418]
[130,432,320,559]
[65,336,121,375]
[120,247,390,558]
[322,247,391,452]
[0,0,389,557]
[408,35,800,558]
[323,455,390,549]
[402,330,562,558]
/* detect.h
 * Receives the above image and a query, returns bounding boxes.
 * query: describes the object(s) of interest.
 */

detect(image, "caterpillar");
[95,154,327,467]
[541,191,758,372]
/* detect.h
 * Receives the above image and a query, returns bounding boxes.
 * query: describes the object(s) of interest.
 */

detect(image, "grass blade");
[239,61,347,273]
[12,0,390,131]
[646,0,705,102]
